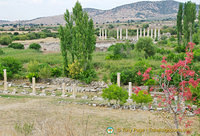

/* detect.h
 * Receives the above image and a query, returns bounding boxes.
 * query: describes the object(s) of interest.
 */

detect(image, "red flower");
[149,87,154,92]
[160,64,166,69]
[137,71,142,76]
[194,108,200,114]
[161,56,167,64]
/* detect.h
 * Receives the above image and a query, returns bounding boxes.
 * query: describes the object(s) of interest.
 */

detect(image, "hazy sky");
[0,0,199,21]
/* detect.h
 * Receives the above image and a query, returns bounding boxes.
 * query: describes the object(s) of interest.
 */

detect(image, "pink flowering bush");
[138,42,200,135]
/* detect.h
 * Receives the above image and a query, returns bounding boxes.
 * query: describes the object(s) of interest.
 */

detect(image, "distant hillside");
[0,0,199,25]
[0,20,9,24]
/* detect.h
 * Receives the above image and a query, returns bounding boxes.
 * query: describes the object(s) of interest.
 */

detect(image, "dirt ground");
[0,95,199,136]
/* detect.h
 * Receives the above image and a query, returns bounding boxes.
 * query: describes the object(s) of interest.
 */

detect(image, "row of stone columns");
[2,69,76,98]
[117,28,128,40]
[100,28,129,40]
[99,29,107,40]
[99,28,160,41]
[137,28,161,40]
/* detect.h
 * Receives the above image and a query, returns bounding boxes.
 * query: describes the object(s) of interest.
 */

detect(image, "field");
[0,14,200,136]
[0,43,163,81]
[0,94,199,136]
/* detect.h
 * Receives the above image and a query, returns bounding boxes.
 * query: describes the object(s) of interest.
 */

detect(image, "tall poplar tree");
[199,5,200,26]
[183,1,196,43]
[59,1,96,74]
[177,3,183,46]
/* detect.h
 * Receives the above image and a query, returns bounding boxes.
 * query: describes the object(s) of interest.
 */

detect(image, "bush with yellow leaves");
[68,60,83,79]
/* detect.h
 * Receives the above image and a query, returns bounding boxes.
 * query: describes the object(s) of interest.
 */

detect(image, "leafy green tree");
[108,24,114,29]
[0,35,12,45]
[135,37,155,58]
[177,3,183,46]
[0,57,22,79]
[183,1,196,43]
[142,23,149,29]
[29,43,41,50]
[102,84,128,105]
[59,1,96,75]
[8,43,24,49]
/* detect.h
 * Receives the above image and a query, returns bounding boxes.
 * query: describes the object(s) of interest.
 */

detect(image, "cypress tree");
[183,1,196,43]
[199,5,200,26]
[177,3,183,46]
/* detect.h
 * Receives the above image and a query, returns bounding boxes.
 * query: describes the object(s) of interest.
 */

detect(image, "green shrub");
[51,67,62,77]
[169,36,176,41]
[150,53,163,61]
[79,68,97,84]
[29,43,41,50]
[105,54,122,60]
[136,37,155,58]
[0,57,22,79]
[190,83,200,106]
[194,49,200,61]
[158,40,168,45]
[102,84,128,105]
[39,65,52,79]
[68,60,83,79]
[131,90,153,105]
[161,35,168,40]
[175,45,185,53]
[27,60,40,73]
[144,79,157,86]
[103,74,108,83]
[192,33,200,45]
[0,35,12,45]
[167,52,185,62]
[8,43,24,49]
[26,72,39,82]
[110,61,151,85]
[106,43,132,60]
[0,48,4,55]
[13,35,28,40]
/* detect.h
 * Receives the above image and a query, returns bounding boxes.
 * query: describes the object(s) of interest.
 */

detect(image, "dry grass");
[0,96,199,136]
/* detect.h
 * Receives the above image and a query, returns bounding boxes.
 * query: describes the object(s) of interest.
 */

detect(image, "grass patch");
[0,94,40,99]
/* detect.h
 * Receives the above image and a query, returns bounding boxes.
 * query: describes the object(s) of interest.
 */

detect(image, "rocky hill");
[0,0,198,25]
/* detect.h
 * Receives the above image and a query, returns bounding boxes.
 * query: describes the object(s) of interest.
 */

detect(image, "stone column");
[143,28,145,37]
[105,29,107,40]
[120,28,122,40]
[126,28,128,40]
[151,29,153,38]
[137,28,139,40]
[180,97,185,113]
[140,28,142,37]
[32,77,36,95]
[117,28,119,39]
[99,28,101,39]
[158,28,160,40]
[128,82,132,99]
[117,73,120,87]
[154,97,158,108]
[3,69,7,91]
[72,84,76,99]
[102,29,104,40]
[62,83,65,97]
[147,28,149,37]
[154,28,157,39]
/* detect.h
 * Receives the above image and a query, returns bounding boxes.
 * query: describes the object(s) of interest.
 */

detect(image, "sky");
[0,0,199,21]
